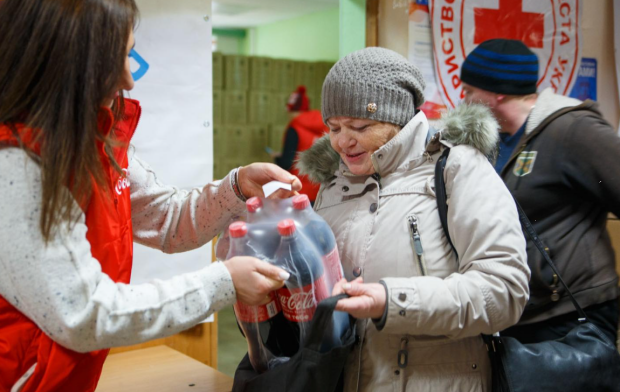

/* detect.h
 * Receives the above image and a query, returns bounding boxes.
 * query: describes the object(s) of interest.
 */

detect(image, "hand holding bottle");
[238,163,302,199]
[225,256,290,306]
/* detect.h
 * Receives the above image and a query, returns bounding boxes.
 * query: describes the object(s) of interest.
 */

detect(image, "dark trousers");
[502,299,619,344]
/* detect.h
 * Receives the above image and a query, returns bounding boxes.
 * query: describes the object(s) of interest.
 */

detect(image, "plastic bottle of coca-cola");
[227,221,283,373]
[291,194,344,288]
[245,197,280,259]
[291,195,350,350]
[272,219,331,355]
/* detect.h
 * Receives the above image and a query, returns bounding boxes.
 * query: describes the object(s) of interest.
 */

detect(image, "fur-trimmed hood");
[526,87,584,135]
[297,103,499,184]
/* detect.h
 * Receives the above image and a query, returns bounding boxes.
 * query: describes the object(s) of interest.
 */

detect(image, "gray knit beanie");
[321,47,426,127]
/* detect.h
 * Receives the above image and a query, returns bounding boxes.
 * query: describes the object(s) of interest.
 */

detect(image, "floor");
[217,307,247,377]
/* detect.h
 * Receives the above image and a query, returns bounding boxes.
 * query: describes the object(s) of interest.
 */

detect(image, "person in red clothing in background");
[0,0,301,391]
[273,85,328,204]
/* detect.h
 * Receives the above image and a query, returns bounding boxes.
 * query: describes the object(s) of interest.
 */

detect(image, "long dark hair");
[0,0,139,242]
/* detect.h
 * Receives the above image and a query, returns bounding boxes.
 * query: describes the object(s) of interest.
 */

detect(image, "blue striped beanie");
[461,39,539,95]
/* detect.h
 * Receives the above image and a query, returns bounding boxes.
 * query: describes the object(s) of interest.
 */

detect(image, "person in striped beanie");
[461,39,539,172]
[462,39,620,347]
[462,38,539,98]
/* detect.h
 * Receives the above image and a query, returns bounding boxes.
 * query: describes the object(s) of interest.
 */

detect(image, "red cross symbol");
[474,0,545,48]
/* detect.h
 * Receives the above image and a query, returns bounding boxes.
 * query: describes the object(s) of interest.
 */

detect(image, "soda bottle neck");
[275,232,299,261]
[279,232,298,245]
[228,235,250,258]
[247,211,260,223]
[293,208,311,221]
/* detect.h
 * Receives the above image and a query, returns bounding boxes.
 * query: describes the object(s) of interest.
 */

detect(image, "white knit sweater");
[0,146,244,353]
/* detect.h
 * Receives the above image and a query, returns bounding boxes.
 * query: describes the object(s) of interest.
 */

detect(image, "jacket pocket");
[400,361,484,392]
[392,336,489,392]
[407,215,427,276]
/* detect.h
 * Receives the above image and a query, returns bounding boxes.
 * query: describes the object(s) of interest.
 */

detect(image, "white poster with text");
[128,0,215,324]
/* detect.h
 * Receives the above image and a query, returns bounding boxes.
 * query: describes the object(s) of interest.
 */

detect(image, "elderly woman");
[298,48,530,391]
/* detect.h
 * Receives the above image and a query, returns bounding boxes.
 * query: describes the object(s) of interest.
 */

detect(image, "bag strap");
[304,294,349,351]
[513,201,587,320]
[434,148,458,260]
[434,147,588,321]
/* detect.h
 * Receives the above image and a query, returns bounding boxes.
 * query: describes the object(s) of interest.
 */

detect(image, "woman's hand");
[225,256,290,305]
[238,163,302,199]
[333,278,387,319]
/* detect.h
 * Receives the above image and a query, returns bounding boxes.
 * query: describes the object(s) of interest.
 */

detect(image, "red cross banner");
[429,0,582,108]
[409,1,448,120]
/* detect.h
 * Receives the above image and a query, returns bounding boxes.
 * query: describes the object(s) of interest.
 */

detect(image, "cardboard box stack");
[212,52,334,179]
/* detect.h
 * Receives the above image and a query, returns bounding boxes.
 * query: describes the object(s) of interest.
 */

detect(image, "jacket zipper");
[407,215,427,276]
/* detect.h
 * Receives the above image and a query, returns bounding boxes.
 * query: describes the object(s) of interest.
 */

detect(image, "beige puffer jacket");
[298,105,530,392]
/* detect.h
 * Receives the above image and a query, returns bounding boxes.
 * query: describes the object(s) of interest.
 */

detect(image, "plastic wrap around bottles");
[220,195,349,374]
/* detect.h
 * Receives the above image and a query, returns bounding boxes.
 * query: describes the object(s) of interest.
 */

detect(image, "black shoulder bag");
[232,294,355,392]
[435,148,620,392]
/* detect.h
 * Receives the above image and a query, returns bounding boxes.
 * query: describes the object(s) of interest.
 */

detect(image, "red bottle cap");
[246,197,263,213]
[292,194,310,210]
[277,219,297,236]
[229,221,248,238]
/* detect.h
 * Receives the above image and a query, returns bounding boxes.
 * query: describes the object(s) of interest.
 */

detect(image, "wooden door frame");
[366,0,379,47]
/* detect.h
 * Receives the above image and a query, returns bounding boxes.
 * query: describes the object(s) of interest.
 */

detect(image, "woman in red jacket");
[274,86,328,203]
[0,0,300,391]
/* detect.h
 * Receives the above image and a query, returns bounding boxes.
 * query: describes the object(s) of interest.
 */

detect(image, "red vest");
[287,110,328,202]
[0,99,141,392]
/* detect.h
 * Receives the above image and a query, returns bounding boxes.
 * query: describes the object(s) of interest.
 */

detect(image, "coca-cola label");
[277,274,330,323]
[115,169,130,196]
[323,247,343,284]
[234,291,281,323]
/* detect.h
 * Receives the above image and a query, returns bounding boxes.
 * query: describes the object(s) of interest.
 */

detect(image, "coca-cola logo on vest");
[430,0,582,107]
[115,168,130,195]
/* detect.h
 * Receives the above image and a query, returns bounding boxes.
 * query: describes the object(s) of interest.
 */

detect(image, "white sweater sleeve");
[0,148,237,353]
[128,148,245,253]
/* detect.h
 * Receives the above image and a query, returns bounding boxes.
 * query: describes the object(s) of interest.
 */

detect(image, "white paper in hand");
[262,181,292,198]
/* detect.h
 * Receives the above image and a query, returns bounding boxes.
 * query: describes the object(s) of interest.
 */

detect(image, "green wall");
[339,0,365,58]
[247,7,339,62]
[213,28,246,55]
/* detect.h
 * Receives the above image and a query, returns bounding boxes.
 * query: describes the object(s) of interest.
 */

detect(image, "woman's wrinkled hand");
[333,278,387,320]
[238,163,302,199]
[224,256,290,306]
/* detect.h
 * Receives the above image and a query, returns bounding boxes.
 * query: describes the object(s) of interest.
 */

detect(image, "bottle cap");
[246,197,263,213]
[292,194,310,210]
[229,221,248,238]
[277,219,297,236]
